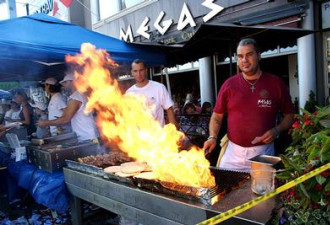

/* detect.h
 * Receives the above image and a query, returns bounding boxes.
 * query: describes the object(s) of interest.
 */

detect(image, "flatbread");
[115,171,138,178]
[104,166,122,174]
[121,164,146,174]
[134,172,158,180]
[120,161,147,167]
[120,161,148,174]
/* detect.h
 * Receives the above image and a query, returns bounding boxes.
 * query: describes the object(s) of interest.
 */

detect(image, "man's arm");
[37,100,81,128]
[203,112,224,153]
[166,107,179,130]
[0,125,6,137]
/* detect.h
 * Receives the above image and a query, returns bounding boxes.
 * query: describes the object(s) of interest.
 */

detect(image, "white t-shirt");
[126,80,174,126]
[4,109,13,125]
[10,110,21,120]
[68,91,98,141]
[48,93,71,136]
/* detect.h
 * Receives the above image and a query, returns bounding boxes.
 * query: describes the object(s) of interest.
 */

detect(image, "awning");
[160,22,314,66]
[0,14,167,81]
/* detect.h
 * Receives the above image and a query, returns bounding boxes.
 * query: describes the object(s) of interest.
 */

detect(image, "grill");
[65,159,249,205]
[134,168,249,205]
[27,133,99,172]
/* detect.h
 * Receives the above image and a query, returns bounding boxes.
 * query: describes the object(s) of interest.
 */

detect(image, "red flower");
[312,202,319,209]
[314,184,323,191]
[304,120,310,125]
[321,170,330,177]
[292,121,300,129]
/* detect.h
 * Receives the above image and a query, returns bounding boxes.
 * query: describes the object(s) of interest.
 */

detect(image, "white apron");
[219,140,275,172]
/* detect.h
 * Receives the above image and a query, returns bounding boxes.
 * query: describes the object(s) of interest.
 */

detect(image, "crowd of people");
[0,72,99,142]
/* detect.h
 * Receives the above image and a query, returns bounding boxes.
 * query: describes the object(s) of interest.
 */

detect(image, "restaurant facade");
[88,0,329,109]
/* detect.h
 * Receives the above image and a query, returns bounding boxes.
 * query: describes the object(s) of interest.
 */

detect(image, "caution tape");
[197,163,330,225]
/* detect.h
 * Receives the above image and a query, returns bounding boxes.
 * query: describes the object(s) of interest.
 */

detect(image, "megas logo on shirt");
[257,99,272,108]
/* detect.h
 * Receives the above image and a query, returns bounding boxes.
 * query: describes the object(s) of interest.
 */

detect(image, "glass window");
[99,0,121,20]
[122,0,144,9]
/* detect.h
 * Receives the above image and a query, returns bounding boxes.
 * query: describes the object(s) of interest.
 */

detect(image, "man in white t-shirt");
[43,77,71,136]
[37,73,98,141]
[126,59,178,128]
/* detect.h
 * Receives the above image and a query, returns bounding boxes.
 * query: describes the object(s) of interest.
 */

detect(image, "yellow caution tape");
[197,163,330,225]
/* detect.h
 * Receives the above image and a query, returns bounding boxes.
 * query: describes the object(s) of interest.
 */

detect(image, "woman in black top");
[13,90,35,136]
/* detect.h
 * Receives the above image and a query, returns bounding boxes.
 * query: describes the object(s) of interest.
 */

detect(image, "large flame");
[66,43,215,188]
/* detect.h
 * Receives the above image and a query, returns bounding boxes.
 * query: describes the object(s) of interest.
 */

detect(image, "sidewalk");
[0,192,119,225]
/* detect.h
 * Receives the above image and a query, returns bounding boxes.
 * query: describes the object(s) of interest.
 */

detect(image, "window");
[122,0,144,9]
[99,0,121,20]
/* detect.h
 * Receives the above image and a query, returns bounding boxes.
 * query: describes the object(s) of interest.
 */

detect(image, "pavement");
[0,191,120,225]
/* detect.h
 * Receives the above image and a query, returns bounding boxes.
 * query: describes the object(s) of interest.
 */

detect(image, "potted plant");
[272,105,330,224]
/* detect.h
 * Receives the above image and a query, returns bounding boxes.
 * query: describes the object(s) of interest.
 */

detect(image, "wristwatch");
[273,127,280,139]
[207,136,216,141]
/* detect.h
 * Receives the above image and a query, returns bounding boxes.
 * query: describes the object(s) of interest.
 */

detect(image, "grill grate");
[134,168,250,205]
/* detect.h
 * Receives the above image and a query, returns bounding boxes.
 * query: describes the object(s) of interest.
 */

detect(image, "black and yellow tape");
[197,163,330,225]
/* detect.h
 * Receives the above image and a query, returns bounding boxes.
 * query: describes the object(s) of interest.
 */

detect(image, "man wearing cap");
[43,77,71,136]
[37,73,98,141]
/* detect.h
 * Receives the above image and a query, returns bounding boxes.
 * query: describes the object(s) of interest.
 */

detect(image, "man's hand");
[203,138,217,156]
[36,120,48,128]
[252,129,277,145]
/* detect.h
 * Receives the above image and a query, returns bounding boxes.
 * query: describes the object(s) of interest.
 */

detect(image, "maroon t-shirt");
[214,72,294,147]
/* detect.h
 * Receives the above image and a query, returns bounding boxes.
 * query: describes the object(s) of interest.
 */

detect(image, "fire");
[66,43,215,188]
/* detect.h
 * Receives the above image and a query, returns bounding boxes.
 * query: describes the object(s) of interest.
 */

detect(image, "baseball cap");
[59,73,75,84]
[42,77,58,85]
[30,101,47,111]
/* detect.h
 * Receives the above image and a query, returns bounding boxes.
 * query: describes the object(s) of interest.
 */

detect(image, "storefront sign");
[32,0,72,22]
[322,1,330,29]
[33,0,54,14]
[120,0,224,43]
[158,29,196,44]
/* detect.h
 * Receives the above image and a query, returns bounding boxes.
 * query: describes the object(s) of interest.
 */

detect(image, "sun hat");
[59,73,75,84]
[42,77,58,85]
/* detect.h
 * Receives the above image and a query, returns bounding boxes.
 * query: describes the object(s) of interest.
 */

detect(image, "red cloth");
[60,0,73,7]
[214,72,294,147]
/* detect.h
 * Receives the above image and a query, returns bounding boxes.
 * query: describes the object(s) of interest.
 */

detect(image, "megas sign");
[120,0,224,43]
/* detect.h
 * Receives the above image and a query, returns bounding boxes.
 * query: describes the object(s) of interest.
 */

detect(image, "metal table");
[63,167,276,225]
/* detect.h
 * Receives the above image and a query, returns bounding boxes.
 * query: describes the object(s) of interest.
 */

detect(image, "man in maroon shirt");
[203,38,294,171]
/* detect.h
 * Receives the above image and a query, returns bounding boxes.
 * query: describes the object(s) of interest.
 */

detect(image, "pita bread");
[104,166,122,174]
[120,161,147,167]
[121,164,146,174]
[134,172,158,180]
[115,171,138,178]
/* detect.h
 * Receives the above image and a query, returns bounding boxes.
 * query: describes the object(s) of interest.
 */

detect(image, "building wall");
[92,0,329,106]
[93,0,308,42]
